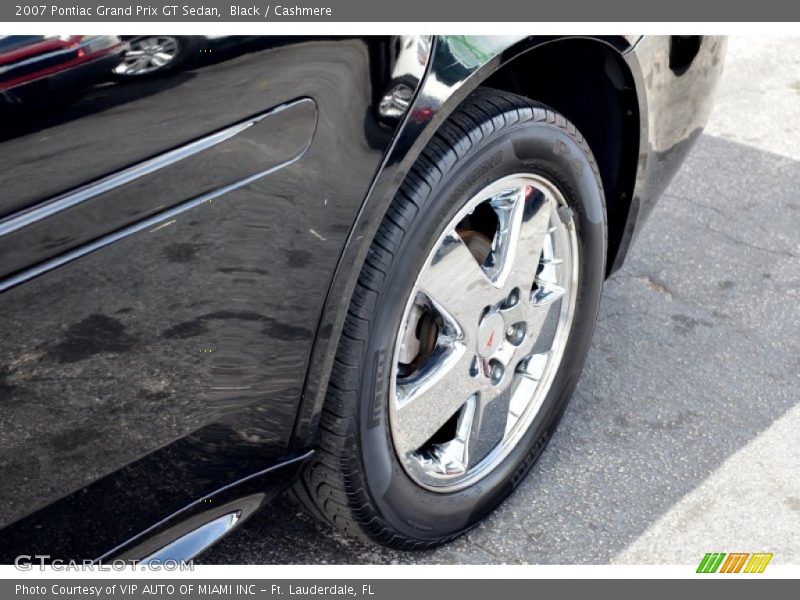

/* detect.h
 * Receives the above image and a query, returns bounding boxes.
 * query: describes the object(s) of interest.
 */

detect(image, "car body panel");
[0,97,317,282]
[609,35,727,272]
[0,35,430,560]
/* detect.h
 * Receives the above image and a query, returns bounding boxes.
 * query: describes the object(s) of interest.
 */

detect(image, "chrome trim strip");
[0,101,314,293]
[0,104,291,236]
[140,512,241,564]
[96,450,313,563]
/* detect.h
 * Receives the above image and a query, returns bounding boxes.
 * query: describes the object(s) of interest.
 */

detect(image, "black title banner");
[4,0,800,21]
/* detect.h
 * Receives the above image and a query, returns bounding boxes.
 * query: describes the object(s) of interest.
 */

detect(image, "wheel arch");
[481,38,642,276]
[291,35,642,453]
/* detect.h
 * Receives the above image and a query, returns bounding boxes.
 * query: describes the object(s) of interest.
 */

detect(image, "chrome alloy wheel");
[389,174,579,492]
[114,36,181,76]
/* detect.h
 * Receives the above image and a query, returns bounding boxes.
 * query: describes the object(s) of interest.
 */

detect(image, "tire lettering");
[368,349,387,429]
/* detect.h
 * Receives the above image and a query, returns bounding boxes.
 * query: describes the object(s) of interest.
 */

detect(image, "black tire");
[293,88,607,549]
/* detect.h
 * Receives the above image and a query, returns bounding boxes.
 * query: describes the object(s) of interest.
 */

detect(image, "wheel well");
[483,38,641,274]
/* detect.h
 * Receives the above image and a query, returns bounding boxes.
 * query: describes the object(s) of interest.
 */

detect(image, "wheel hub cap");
[389,174,579,492]
[115,36,180,76]
[476,312,505,358]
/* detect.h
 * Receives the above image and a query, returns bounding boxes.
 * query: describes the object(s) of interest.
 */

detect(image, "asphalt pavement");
[202,36,800,565]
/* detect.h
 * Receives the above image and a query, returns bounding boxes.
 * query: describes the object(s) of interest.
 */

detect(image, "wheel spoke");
[531,281,566,306]
[132,56,152,71]
[416,230,497,341]
[483,185,526,287]
[154,52,173,64]
[531,234,566,306]
[466,382,510,466]
[502,187,556,297]
[409,396,476,477]
[159,38,178,52]
[394,341,477,458]
[504,352,550,435]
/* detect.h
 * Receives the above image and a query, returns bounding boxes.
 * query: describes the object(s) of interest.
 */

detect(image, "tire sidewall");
[357,114,606,542]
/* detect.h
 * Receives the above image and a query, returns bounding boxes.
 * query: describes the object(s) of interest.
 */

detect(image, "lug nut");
[505,322,527,346]
[469,355,480,378]
[504,288,519,309]
[490,361,504,385]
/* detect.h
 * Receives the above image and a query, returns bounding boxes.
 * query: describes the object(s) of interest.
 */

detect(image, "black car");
[0,35,725,562]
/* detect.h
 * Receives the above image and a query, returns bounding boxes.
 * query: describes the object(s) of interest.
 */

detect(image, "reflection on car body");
[0,35,123,107]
